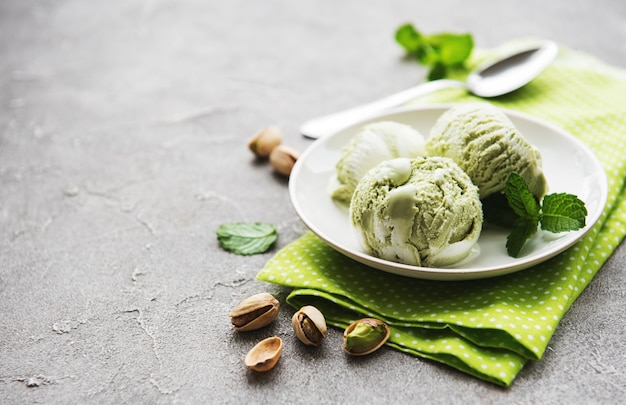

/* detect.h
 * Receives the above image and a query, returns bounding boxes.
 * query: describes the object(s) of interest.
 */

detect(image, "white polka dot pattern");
[257,43,626,387]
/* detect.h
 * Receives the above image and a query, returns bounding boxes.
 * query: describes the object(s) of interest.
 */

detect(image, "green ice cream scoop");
[426,103,548,200]
[331,121,426,206]
[350,157,483,268]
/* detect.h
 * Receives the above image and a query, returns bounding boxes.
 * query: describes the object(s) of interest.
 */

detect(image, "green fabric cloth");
[257,41,626,386]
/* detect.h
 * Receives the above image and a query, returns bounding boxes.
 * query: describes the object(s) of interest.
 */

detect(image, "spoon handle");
[300,79,466,139]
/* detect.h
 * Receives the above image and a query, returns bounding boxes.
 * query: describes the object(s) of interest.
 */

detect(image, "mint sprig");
[502,173,587,257]
[216,222,277,255]
[394,23,474,81]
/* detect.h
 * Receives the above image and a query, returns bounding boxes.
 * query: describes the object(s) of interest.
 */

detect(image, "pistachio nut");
[247,125,282,158]
[244,336,283,372]
[342,318,390,356]
[291,305,327,346]
[269,145,300,177]
[229,292,280,332]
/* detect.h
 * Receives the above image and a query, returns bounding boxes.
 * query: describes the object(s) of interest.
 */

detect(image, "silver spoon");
[300,40,558,139]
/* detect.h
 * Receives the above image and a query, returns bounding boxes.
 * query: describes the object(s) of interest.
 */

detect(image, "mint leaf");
[503,172,541,220]
[394,23,423,53]
[394,24,474,82]
[506,218,539,258]
[426,33,474,66]
[540,193,587,232]
[216,222,277,255]
[427,61,447,81]
[416,43,438,66]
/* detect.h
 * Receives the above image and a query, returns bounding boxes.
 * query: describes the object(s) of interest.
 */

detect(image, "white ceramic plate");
[289,105,608,280]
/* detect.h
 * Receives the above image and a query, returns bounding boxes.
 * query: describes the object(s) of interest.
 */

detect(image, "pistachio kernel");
[342,318,390,356]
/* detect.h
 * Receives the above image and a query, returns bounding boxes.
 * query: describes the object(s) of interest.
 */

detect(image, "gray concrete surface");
[1,0,625,404]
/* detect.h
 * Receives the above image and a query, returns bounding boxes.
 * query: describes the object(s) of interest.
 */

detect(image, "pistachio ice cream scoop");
[426,103,548,200]
[331,121,426,206]
[350,157,482,268]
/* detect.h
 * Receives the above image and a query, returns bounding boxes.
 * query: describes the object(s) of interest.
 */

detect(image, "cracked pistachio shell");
[244,336,283,372]
[229,293,280,332]
[291,305,327,346]
[342,318,390,356]
[269,145,300,177]
[248,125,282,158]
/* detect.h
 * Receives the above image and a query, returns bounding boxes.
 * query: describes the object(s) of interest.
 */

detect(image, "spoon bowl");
[467,41,558,97]
[300,40,558,139]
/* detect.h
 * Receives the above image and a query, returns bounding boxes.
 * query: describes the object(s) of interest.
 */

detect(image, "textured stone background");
[1,0,624,403]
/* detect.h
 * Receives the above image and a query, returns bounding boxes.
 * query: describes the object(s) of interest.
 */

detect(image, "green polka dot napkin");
[257,41,626,386]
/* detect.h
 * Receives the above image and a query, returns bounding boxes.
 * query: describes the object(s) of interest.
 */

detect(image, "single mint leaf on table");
[216,222,277,255]
[540,193,587,232]
[506,218,539,258]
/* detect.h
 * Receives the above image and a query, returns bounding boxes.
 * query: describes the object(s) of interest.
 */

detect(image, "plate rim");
[289,103,608,280]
